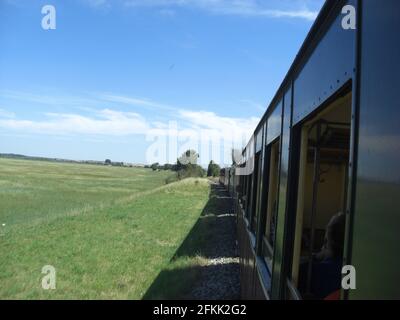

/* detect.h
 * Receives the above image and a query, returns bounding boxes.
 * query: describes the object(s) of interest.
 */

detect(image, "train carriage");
[224,0,400,300]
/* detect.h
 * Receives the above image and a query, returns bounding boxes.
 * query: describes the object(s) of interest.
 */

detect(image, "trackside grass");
[0,158,211,299]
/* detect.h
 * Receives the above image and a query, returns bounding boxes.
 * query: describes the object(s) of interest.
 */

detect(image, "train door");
[288,90,352,300]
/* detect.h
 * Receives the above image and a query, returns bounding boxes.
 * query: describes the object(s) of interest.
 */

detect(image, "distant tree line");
[145,163,178,171]
[146,150,221,184]
[104,159,140,167]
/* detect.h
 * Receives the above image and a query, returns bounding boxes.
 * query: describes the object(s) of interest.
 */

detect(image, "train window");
[242,165,248,209]
[237,173,243,201]
[260,138,281,269]
[250,151,262,234]
[290,91,352,300]
[245,172,253,221]
[241,174,245,200]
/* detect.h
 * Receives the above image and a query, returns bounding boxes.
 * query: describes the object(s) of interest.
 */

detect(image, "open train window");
[289,91,352,300]
[260,138,280,270]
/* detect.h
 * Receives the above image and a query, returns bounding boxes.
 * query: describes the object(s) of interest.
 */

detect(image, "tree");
[151,162,160,171]
[164,150,205,183]
[207,160,221,177]
[178,149,199,166]
[105,159,112,165]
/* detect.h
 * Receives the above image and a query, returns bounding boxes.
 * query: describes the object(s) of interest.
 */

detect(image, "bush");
[207,161,221,177]
[177,164,206,179]
[165,164,206,184]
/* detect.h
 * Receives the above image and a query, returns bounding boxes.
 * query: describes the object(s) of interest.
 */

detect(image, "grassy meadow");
[0,158,212,299]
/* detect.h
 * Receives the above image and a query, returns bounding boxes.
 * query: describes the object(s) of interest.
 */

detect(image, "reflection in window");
[261,138,280,269]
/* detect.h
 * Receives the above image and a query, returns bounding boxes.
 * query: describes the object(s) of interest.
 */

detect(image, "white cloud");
[99,94,176,111]
[5,0,321,20]
[0,90,99,109]
[0,109,150,136]
[81,0,109,8]
[76,0,321,21]
[0,91,260,162]
[0,108,15,119]
[179,109,258,136]
[259,9,318,20]
[240,99,265,112]
[0,104,259,143]
[122,0,320,21]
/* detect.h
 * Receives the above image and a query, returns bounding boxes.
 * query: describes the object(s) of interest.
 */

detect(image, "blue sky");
[0,0,324,165]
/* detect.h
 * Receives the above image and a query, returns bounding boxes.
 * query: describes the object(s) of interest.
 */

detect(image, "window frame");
[259,137,281,270]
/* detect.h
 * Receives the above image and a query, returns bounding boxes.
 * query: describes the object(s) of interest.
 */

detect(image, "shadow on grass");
[143,183,240,300]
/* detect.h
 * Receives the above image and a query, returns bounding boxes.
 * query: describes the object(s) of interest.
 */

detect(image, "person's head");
[325,212,346,259]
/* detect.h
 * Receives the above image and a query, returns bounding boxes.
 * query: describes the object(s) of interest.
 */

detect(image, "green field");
[0,158,212,299]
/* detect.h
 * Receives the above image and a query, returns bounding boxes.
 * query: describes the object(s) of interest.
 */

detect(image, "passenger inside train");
[298,213,346,299]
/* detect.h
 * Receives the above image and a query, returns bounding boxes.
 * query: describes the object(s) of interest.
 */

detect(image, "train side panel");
[348,0,400,299]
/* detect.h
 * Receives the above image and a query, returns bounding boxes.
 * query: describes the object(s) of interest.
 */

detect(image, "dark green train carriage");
[222,0,400,300]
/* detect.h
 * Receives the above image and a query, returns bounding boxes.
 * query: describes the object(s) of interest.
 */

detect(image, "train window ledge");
[256,256,272,295]
[261,236,274,268]
[286,279,302,300]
